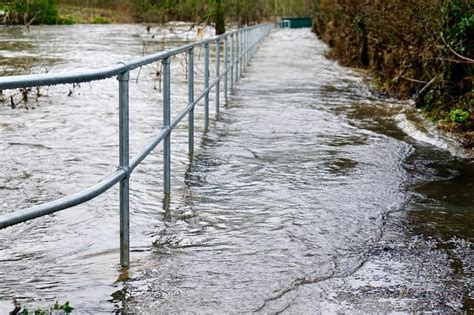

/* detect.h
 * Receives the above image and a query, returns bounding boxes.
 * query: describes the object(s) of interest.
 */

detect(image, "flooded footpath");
[0,26,472,313]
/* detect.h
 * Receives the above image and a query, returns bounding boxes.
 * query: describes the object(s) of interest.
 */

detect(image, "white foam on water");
[395,110,470,159]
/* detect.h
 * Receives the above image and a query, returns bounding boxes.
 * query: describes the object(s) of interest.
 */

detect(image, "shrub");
[313,0,473,132]
[91,16,112,24]
[449,108,470,125]
[4,0,73,25]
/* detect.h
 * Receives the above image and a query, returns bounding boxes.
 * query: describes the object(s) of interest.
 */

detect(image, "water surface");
[0,26,472,313]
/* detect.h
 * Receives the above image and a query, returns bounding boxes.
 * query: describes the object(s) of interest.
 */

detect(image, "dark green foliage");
[11,300,74,315]
[449,108,470,125]
[122,0,311,25]
[442,0,474,54]
[3,0,312,25]
[214,0,225,34]
[53,300,74,313]
[91,15,111,23]
[313,0,473,137]
[3,0,73,25]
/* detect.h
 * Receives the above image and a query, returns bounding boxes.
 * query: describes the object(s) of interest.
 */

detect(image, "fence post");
[162,57,171,208]
[215,38,220,114]
[230,33,234,90]
[235,31,239,82]
[247,29,250,66]
[245,29,248,67]
[241,30,244,74]
[188,48,194,157]
[224,36,228,103]
[204,42,209,130]
[118,70,130,268]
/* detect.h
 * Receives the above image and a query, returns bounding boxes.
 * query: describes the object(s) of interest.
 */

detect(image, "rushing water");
[0,25,472,313]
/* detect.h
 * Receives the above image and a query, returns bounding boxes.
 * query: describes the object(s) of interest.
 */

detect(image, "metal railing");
[0,23,273,268]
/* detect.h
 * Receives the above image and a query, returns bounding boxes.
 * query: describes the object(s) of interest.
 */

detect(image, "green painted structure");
[280,17,312,28]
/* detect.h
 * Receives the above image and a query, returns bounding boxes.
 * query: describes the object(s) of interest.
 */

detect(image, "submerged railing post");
[230,33,234,90]
[250,29,253,58]
[117,70,130,268]
[215,38,220,114]
[247,29,251,66]
[235,31,239,82]
[245,29,249,67]
[188,48,194,156]
[239,30,243,77]
[224,36,228,103]
[204,42,209,130]
[162,57,171,207]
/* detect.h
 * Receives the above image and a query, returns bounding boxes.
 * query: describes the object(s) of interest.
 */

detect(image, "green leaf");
[53,301,60,310]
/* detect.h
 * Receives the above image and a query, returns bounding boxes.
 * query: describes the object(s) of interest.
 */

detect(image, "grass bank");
[57,4,133,24]
[313,0,473,151]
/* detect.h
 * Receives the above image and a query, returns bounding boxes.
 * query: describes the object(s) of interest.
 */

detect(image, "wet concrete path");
[0,27,472,313]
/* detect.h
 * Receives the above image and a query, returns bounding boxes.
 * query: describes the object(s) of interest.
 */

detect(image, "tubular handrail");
[0,24,270,90]
[0,169,127,229]
[0,23,273,268]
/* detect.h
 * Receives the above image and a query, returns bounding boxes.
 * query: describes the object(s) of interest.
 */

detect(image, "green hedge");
[313,0,473,136]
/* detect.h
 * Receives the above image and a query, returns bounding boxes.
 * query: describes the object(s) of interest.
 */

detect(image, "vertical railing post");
[230,33,234,90]
[204,42,209,130]
[235,30,239,82]
[188,48,194,157]
[254,28,257,55]
[239,30,245,78]
[247,29,251,66]
[255,28,258,54]
[215,38,220,114]
[235,29,242,82]
[118,70,130,269]
[224,36,228,103]
[245,29,249,67]
[250,29,254,58]
[162,57,171,208]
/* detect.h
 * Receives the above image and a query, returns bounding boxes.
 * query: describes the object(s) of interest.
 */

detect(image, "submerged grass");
[0,55,60,76]
[57,4,134,24]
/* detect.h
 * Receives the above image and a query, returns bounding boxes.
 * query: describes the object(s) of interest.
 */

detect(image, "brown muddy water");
[0,25,472,313]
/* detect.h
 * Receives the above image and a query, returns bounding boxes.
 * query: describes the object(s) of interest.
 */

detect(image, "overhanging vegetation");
[313,0,473,147]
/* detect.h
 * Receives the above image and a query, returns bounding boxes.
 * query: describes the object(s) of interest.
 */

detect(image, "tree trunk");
[215,0,225,35]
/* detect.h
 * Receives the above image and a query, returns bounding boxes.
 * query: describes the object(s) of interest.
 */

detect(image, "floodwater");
[0,25,472,313]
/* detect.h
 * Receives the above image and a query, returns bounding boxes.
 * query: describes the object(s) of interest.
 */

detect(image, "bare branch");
[440,33,474,64]
[419,76,437,97]
[400,76,429,84]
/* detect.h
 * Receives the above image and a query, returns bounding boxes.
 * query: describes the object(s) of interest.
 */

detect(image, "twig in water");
[136,66,143,84]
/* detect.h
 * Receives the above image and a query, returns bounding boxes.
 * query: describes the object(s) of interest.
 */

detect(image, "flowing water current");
[0,25,472,313]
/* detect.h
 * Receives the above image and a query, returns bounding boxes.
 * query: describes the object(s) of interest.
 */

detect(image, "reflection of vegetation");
[314,0,473,145]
